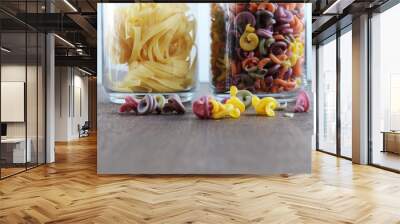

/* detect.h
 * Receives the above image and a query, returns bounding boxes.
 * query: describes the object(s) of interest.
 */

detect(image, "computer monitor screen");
[1,123,7,137]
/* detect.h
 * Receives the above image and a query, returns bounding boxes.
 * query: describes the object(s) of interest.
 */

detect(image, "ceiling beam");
[67,13,97,39]
[55,55,96,71]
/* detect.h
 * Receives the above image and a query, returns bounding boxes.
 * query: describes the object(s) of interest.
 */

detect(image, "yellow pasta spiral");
[109,3,197,93]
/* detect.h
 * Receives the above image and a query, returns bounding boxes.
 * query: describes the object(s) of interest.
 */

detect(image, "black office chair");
[79,121,90,138]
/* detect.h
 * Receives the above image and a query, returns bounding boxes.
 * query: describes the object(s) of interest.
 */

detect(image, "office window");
[371,3,400,171]
[317,37,337,154]
[340,29,352,158]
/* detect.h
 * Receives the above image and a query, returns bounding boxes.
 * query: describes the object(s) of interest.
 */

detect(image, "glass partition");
[0,1,46,179]
[317,36,337,154]
[371,4,400,171]
[27,31,38,169]
[339,28,352,158]
[1,30,28,177]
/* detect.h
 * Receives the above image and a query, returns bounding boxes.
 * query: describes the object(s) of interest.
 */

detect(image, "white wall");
[197,3,211,83]
[1,65,39,137]
[55,67,68,141]
[1,65,25,135]
[55,67,89,141]
[1,63,46,164]
[71,73,89,138]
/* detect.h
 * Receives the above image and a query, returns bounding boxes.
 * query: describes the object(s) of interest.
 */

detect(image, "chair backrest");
[82,121,90,129]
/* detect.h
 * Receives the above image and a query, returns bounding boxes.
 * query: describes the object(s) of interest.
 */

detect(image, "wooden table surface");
[97,84,314,174]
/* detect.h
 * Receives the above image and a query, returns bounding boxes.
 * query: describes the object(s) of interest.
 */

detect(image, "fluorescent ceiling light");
[1,47,11,53]
[323,0,342,14]
[54,34,75,48]
[63,0,78,12]
[76,49,85,55]
[78,67,92,76]
[323,0,354,14]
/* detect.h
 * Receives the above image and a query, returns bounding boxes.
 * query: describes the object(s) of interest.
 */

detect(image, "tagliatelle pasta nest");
[108,3,197,93]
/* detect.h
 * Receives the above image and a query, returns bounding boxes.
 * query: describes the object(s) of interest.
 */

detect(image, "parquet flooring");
[1,135,400,223]
[1,167,26,178]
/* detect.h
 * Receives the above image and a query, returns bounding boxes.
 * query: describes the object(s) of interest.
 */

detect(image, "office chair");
[79,121,90,138]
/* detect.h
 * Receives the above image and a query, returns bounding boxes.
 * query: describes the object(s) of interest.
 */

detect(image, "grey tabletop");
[97,83,314,175]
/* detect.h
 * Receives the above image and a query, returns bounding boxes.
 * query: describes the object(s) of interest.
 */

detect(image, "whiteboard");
[1,82,25,122]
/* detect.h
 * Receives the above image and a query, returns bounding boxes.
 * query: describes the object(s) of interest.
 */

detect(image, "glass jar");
[210,3,229,93]
[100,3,198,103]
[210,3,309,101]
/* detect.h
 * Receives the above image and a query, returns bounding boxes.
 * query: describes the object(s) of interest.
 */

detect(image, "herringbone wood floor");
[1,135,400,224]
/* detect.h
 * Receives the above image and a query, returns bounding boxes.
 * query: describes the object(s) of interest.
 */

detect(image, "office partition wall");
[0,1,47,179]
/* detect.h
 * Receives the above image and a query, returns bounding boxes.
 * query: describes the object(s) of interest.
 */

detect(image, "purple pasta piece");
[267,64,281,77]
[281,28,294,34]
[235,48,255,61]
[256,28,273,38]
[235,48,245,60]
[275,6,285,18]
[264,76,274,87]
[275,6,294,24]
[168,94,186,114]
[284,68,293,80]
[270,41,288,55]
[277,23,290,31]
[137,95,153,115]
[255,10,275,29]
[235,11,256,33]
[231,75,240,86]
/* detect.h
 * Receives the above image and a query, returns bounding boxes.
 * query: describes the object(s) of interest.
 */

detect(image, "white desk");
[1,138,31,163]
[382,131,400,154]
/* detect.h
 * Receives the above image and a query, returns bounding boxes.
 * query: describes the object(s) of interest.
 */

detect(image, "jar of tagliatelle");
[100,3,197,103]
[210,3,310,101]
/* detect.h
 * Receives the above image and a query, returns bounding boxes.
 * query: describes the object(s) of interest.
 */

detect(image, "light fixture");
[76,48,87,56]
[323,0,341,14]
[1,47,11,53]
[78,67,93,76]
[322,0,354,15]
[63,0,78,12]
[54,34,75,48]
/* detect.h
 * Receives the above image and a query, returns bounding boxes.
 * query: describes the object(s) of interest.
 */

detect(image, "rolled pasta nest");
[108,3,197,93]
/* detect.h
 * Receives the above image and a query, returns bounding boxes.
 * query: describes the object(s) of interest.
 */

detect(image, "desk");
[1,138,31,163]
[382,131,400,154]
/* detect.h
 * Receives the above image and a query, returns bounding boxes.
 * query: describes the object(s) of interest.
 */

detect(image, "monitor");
[1,123,7,137]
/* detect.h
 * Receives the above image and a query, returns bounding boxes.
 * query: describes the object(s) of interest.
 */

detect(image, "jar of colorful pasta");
[100,3,197,103]
[210,3,309,101]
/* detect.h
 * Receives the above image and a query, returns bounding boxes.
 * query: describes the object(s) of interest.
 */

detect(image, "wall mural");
[97,3,313,174]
